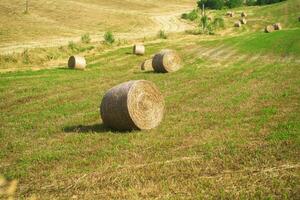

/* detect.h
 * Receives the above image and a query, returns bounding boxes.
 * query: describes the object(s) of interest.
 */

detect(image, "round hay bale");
[241,12,247,18]
[273,23,282,30]
[226,11,234,17]
[133,44,145,55]
[100,80,164,131]
[240,18,247,25]
[265,25,274,33]
[152,49,181,73]
[234,21,242,27]
[68,56,86,70]
[141,59,153,71]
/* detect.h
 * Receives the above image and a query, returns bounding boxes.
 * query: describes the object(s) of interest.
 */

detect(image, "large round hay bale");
[100,80,164,131]
[234,21,242,27]
[226,11,234,17]
[152,49,181,73]
[240,18,247,25]
[241,12,247,18]
[265,25,274,33]
[133,44,145,55]
[68,56,86,70]
[273,23,282,30]
[141,59,153,71]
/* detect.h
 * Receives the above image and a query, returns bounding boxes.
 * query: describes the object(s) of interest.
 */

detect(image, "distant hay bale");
[141,59,153,71]
[226,11,234,17]
[240,18,247,25]
[265,25,274,33]
[152,49,181,73]
[273,23,282,30]
[68,56,86,70]
[241,12,247,18]
[100,80,164,131]
[133,44,145,55]
[234,21,242,27]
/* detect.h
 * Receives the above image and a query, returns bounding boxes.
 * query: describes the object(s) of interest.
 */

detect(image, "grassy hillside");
[1,30,300,200]
[0,0,194,44]
[0,0,299,199]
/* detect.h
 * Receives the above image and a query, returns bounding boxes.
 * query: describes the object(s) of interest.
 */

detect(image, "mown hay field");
[0,0,300,199]
[0,0,194,45]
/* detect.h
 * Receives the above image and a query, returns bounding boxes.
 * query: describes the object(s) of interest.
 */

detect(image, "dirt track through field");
[0,9,194,55]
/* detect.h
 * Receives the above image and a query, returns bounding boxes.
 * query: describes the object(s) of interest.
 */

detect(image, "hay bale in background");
[141,59,153,71]
[152,49,182,73]
[265,25,274,33]
[273,23,282,30]
[68,56,86,70]
[226,11,234,17]
[133,44,145,55]
[100,80,164,131]
[241,12,247,18]
[234,21,242,27]
[240,18,247,25]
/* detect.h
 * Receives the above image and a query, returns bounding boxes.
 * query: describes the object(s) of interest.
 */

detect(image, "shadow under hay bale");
[240,18,247,25]
[63,124,109,133]
[152,49,181,73]
[241,12,247,18]
[273,23,282,30]
[265,25,275,33]
[141,58,153,71]
[100,80,164,131]
[68,56,86,70]
[133,44,145,55]
[234,21,242,27]
[226,11,234,17]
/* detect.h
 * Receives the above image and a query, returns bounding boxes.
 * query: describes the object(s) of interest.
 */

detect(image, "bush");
[68,41,78,51]
[226,0,244,8]
[22,49,30,64]
[181,9,199,21]
[81,33,91,44]
[197,0,225,10]
[104,31,115,44]
[158,30,167,39]
[212,17,225,29]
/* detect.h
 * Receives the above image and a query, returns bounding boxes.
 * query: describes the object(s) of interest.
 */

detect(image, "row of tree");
[197,0,286,10]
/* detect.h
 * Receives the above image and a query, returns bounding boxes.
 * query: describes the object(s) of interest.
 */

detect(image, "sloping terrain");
[0,0,194,53]
[0,0,299,199]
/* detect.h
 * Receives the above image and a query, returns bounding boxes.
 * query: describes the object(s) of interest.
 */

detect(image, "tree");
[197,0,225,10]
[25,0,29,14]
[226,0,244,8]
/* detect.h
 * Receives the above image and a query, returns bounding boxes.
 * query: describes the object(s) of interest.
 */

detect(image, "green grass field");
[0,0,300,199]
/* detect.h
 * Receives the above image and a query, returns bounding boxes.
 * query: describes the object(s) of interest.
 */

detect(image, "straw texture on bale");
[234,21,242,27]
[141,59,153,71]
[265,25,274,33]
[226,11,234,17]
[240,18,247,25]
[100,80,164,131]
[152,49,181,73]
[273,23,282,30]
[68,56,86,70]
[133,44,145,55]
[241,12,247,17]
